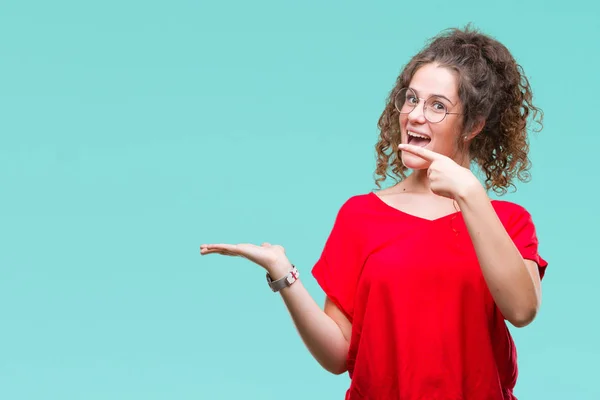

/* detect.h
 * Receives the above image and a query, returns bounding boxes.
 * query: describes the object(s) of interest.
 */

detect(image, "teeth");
[408,131,431,140]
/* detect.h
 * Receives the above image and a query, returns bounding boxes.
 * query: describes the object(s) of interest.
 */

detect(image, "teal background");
[1,0,598,399]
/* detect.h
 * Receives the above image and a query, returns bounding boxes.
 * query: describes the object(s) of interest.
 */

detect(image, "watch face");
[286,268,299,284]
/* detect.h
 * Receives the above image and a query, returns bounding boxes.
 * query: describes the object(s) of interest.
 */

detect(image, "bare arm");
[275,262,351,374]
[457,186,542,327]
[200,243,351,374]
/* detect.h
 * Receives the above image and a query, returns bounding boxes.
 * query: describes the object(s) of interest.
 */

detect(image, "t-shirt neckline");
[368,191,495,223]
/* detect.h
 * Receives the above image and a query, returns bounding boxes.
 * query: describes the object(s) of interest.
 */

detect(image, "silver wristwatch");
[266,265,300,292]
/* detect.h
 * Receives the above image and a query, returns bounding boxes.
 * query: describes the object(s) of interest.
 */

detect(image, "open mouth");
[407,131,432,147]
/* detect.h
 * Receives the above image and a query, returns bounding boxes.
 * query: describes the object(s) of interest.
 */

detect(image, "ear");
[464,118,486,141]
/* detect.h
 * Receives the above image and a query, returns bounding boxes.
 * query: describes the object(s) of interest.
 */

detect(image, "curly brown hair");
[374,24,543,195]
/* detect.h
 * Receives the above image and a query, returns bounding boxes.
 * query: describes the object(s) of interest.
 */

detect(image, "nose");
[407,101,427,124]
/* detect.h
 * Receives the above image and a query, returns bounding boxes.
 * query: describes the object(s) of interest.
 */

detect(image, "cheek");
[433,122,460,145]
[399,114,410,129]
[430,124,466,159]
[399,115,409,141]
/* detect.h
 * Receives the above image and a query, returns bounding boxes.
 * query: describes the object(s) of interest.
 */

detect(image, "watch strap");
[266,265,299,292]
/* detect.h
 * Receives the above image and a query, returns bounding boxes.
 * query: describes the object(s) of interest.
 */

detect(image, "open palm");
[200,242,289,272]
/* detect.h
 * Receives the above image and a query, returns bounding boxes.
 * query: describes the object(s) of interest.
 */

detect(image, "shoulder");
[331,193,375,227]
[491,199,529,213]
[491,199,535,226]
[339,193,373,212]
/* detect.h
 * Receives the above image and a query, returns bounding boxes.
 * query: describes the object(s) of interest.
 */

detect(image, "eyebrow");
[409,87,456,106]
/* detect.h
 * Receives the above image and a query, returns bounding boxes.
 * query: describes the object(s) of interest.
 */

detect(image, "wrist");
[266,259,294,280]
[455,178,486,204]
[266,263,300,293]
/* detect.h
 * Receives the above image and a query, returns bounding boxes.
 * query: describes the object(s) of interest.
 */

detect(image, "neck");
[406,170,433,193]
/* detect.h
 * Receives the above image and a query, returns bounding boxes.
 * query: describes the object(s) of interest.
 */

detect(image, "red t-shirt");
[312,192,548,400]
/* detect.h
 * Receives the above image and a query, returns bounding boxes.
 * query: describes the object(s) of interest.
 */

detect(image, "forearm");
[268,263,350,374]
[456,186,540,326]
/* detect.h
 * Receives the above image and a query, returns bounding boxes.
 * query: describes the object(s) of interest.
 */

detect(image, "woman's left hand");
[398,144,482,199]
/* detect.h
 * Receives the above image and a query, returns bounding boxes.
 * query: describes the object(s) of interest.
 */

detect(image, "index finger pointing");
[398,144,442,161]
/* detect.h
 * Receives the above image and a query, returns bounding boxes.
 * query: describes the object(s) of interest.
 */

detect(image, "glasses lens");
[424,97,448,123]
[394,88,417,114]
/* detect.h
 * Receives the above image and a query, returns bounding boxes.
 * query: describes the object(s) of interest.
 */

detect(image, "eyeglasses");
[394,87,462,124]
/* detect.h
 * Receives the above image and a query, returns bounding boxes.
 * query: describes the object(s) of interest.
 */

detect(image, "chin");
[401,152,429,170]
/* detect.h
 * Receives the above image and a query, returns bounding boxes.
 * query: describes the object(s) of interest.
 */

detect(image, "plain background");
[1,0,598,398]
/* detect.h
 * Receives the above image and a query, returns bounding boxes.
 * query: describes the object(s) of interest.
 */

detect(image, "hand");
[398,144,482,199]
[200,242,293,277]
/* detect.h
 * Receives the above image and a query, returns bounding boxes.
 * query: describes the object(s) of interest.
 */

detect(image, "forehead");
[409,63,458,100]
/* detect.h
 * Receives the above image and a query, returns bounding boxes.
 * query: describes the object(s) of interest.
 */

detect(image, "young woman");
[200,25,547,400]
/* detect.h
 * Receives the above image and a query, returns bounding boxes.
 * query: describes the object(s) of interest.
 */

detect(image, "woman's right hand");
[199,242,293,277]
[200,241,351,374]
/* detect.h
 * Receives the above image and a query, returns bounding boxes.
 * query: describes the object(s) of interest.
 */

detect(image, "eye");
[406,94,418,105]
[430,101,447,113]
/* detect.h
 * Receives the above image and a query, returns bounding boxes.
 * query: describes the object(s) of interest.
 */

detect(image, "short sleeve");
[506,205,548,279]
[311,198,365,322]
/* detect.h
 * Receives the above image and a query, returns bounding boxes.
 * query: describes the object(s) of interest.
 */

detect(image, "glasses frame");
[394,87,462,124]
